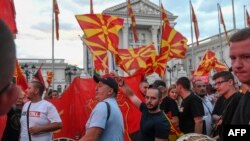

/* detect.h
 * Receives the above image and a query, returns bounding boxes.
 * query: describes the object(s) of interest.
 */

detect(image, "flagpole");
[159,0,162,54]
[189,0,195,71]
[127,0,131,48]
[244,5,246,28]
[52,0,55,89]
[232,0,236,29]
[217,3,223,61]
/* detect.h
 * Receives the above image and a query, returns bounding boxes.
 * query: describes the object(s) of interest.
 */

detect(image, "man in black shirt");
[230,28,250,125]
[176,77,204,134]
[117,76,170,141]
[211,71,242,140]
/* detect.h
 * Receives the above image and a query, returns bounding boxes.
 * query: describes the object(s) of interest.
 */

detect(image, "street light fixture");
[65,66,77,84]
[21,64,36,81]
[167,65,176,86]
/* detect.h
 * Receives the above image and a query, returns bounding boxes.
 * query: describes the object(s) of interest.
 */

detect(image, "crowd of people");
[0,18,250,141]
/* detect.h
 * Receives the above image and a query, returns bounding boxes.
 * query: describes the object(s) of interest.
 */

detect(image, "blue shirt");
[85,97,124,141]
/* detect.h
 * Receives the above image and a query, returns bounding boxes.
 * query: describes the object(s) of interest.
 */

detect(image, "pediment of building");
[103,0,177,19]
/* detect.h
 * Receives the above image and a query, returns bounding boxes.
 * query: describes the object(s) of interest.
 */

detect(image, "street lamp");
[21,64,36,81]
[167,65,176,86]
[65,66,77,84]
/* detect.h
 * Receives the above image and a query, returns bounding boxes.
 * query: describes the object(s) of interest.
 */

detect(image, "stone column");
[122,24,129,49]
[151,25,159,54]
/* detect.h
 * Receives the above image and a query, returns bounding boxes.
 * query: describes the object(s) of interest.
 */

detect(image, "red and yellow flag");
[218,4,229,43]
[193,50,217,76]
[14,60,28,92]
[46,71,54,87]
[118,43,156,71]
[191,3,199,46]
[214,59,228,72]
[144,55,169,78]
[246,9,250,27]
[33,64,46,88]
[75,14,124,54]
[161,3,170,26]
[83,36,109,71]
[128,0,138,42]
[160,23,188,60]
[53,0,60,40]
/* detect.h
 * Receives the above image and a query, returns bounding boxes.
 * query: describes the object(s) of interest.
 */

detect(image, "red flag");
[50,73,144,141]
[246,9,250,27]
[14,60,28,92]
[191,3,199,46]
[193,50,217,76]
[0,0,17,35]
[33,64,46,88]
[75,14,124,55]
[53,0,60,40]
[218,4,229,43]
[160,23,188,60]
[214,59,228,72]
[161,3,170,26]
[128,0,138,42]
[83,36,109,71]
[118,43,157,71]
[90,0,93,14]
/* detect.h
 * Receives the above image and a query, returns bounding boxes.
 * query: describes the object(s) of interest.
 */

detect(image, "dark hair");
[152,80,166,88]
[176,77,191,90]
[230,28,250,42]
[212,71,235,83]
[147,87,162,99]
[31,81,45,95]
[140,79,148,84]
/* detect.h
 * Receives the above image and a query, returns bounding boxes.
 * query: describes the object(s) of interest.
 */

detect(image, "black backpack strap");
[27,102,32,141]
[104,101,110,121]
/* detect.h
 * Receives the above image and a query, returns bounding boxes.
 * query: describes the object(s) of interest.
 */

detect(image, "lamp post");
[65,66,77,84]
[167,65,176,86]
[21,64,36,81]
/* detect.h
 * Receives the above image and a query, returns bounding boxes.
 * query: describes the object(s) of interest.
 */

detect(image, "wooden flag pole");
[52,0,55,89]
[189,0,195,71]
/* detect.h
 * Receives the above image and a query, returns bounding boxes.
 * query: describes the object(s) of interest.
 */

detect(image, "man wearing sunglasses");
[211,71,241,140]
[0,20,19,140]
[230,28,250,125]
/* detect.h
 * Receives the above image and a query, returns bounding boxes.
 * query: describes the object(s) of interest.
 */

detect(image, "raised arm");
[116,75,142,109]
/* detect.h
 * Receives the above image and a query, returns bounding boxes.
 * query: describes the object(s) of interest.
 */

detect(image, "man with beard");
[117,76,170,141]
[193,80,213,136]
[211,71,241,140]
[230,28,250,125]
[175,77,204,134]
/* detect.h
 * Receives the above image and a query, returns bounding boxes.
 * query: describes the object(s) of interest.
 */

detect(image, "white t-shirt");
[20,100,61,141]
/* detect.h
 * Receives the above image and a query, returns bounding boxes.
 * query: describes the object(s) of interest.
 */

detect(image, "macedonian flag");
[144,54,169,78]
[193,50,217,76]
[160,23,187,61]
[75,14,124,54]
[83,36,108,71]
[118,43,156,71]
[214,58,228,72]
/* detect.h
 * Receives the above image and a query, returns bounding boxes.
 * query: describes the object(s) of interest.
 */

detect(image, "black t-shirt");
[212,95,226,116]
[139,103,170,141]
[2,107,22,141]
[214,92,242,141]
[232,91,250,124]
[179,93,204,134]
[160,96,179,117]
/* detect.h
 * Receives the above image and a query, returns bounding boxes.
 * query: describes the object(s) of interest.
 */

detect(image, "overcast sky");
[14,0,249,68]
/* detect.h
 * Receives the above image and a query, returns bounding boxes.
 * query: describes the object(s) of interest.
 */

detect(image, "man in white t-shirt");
[20,81,62,141]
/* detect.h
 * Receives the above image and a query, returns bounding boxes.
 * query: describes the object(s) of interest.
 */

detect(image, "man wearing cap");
[80,76,124,141]
[20,81,62,141]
